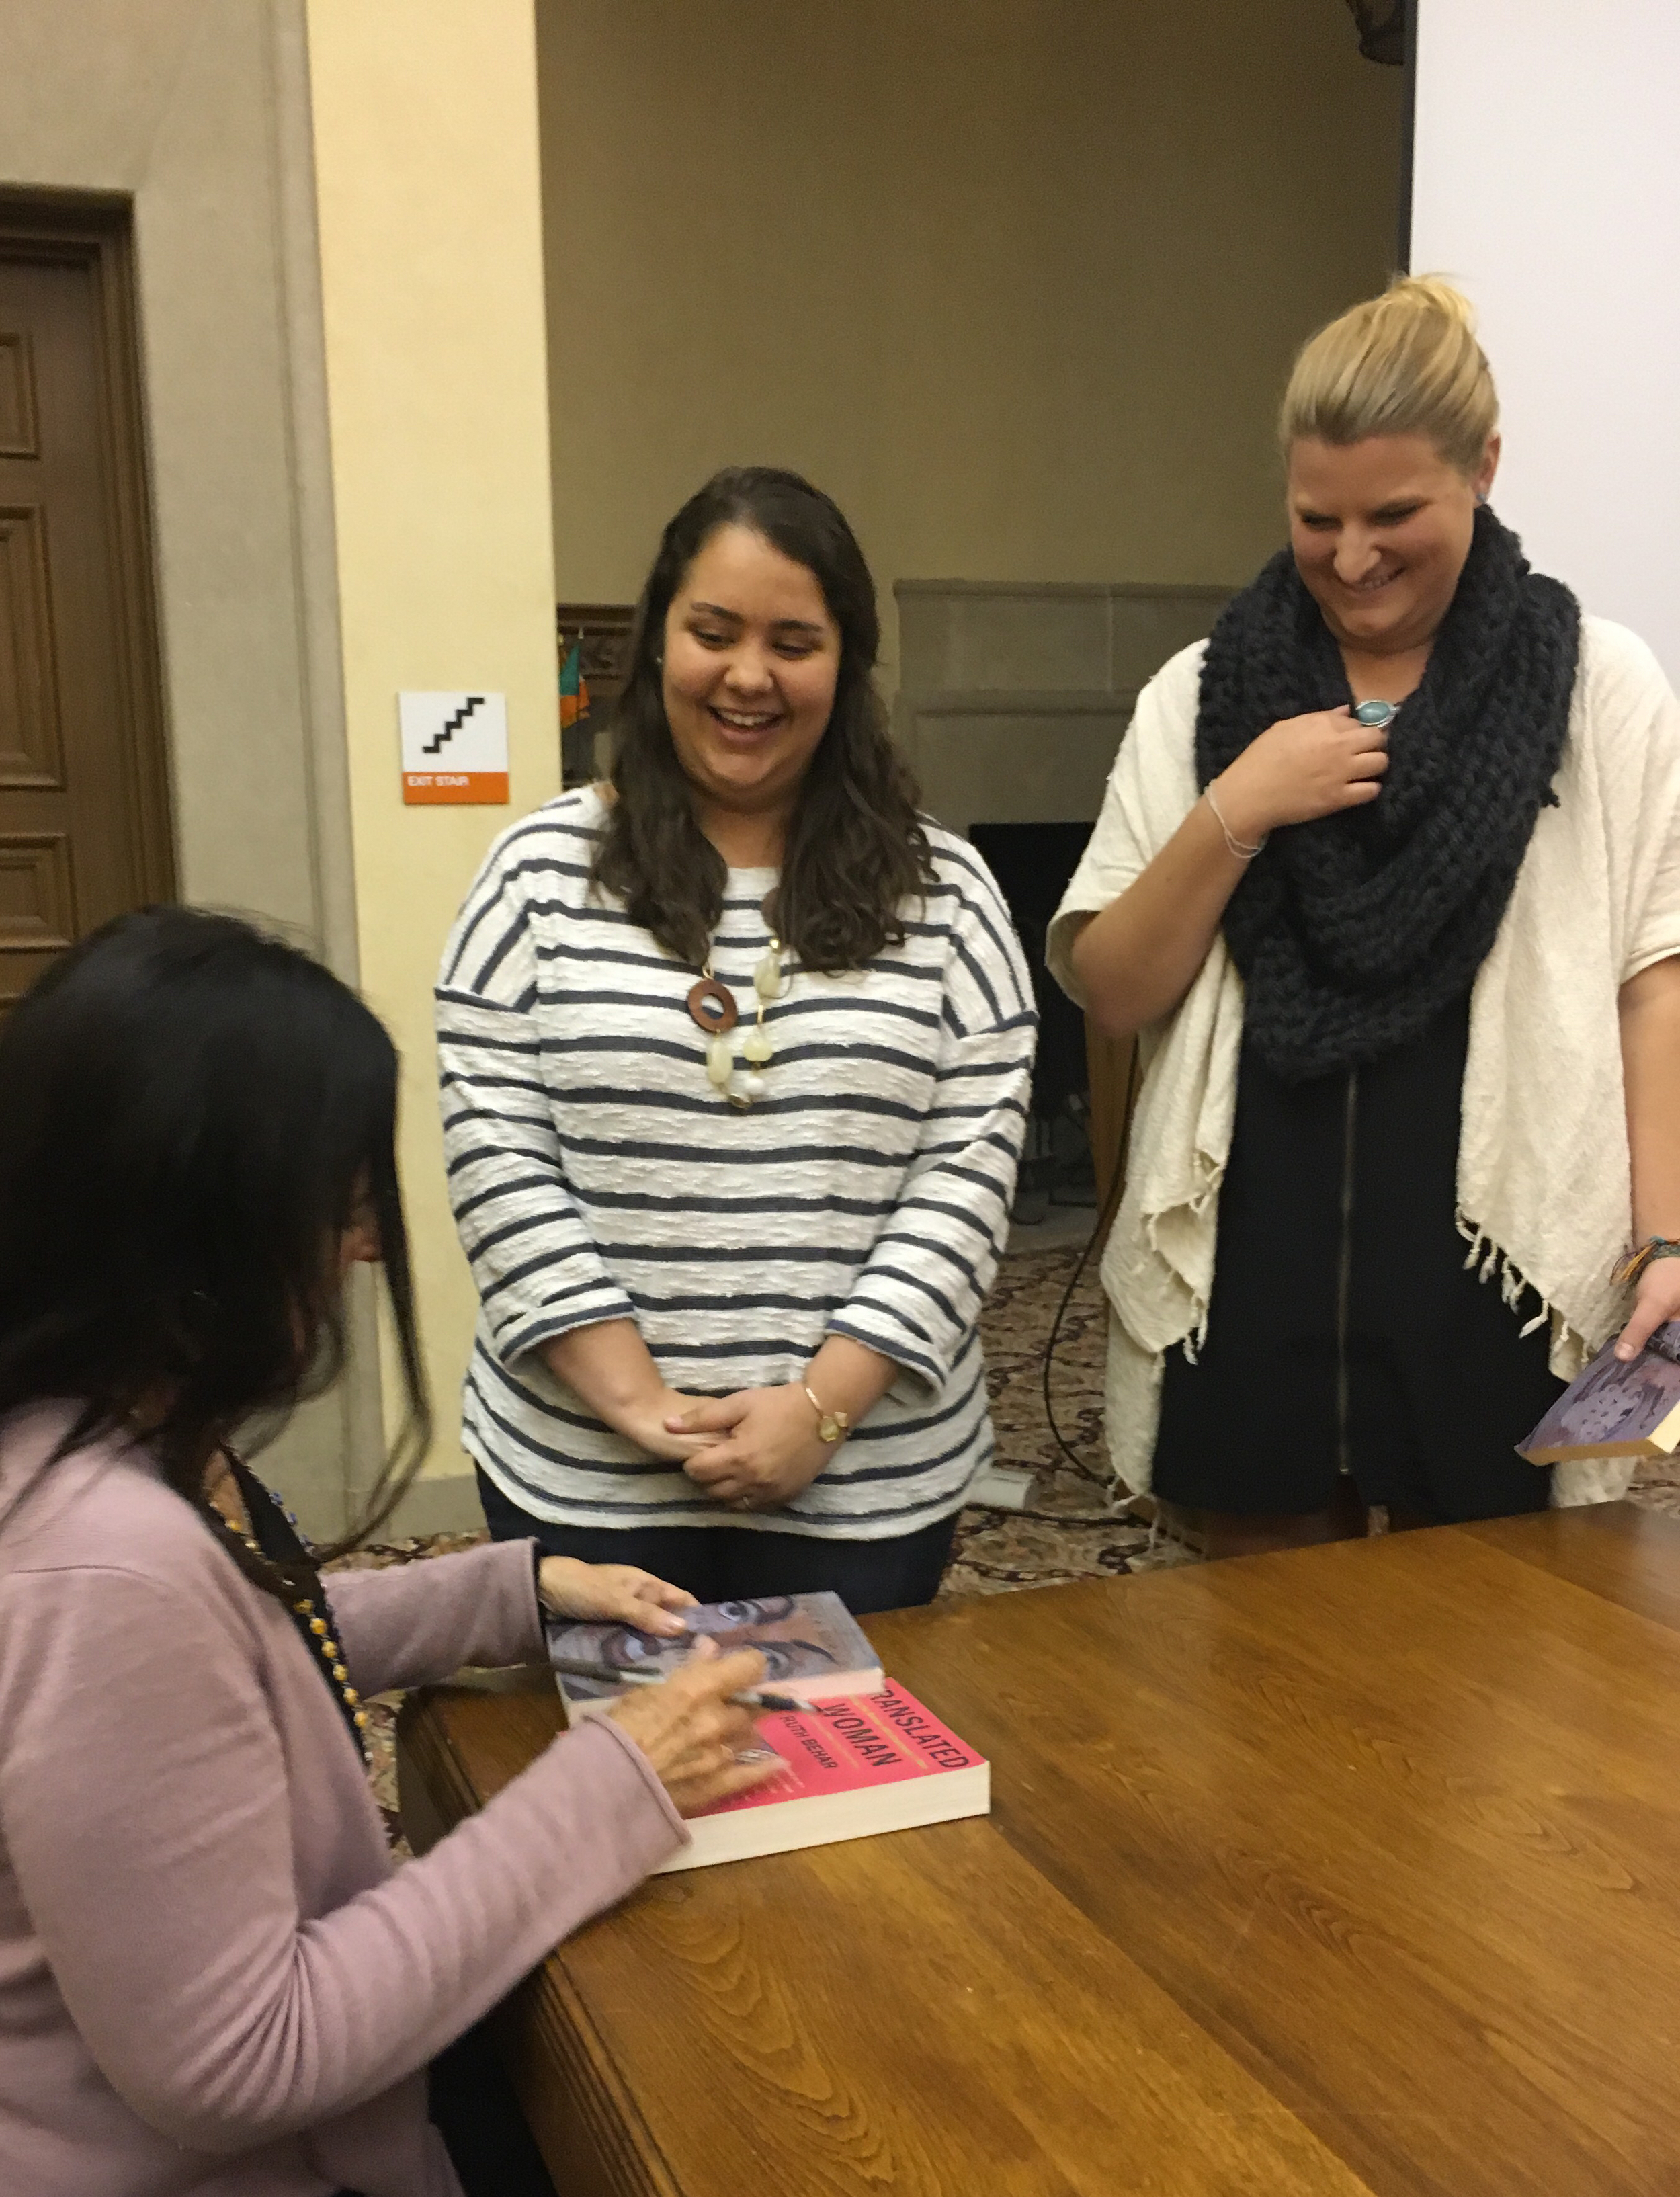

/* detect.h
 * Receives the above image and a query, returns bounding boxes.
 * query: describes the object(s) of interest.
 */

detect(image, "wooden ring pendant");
[687,977,737,1034]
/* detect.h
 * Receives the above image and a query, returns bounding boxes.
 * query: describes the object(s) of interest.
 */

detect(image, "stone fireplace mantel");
[892,577,1231,837]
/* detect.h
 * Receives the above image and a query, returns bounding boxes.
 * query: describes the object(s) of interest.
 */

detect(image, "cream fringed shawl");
[1046,617,1680,1509]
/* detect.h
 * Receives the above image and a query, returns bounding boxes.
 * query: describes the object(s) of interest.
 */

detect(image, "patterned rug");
[945,1243,1193,1593]
[333,1244,1680,1835]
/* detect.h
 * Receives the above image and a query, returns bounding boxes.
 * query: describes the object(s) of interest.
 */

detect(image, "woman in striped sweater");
[437,469,1036,1614]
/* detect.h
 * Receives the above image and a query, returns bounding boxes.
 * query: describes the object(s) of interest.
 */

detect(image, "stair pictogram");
[421,694,487,756]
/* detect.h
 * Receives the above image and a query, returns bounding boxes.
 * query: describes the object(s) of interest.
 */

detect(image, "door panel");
[0,197,173,1017]
[0,498,65,782]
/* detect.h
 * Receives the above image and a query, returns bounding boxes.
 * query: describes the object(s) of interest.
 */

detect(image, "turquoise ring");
[1353,700,1398,729]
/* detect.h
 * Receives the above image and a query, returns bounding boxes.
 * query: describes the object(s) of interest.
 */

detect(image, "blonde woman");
[1050,277,1680,1556]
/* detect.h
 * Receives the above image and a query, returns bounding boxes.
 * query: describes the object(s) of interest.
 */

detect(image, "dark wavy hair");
[0,907,431,1602]
[593,466,935,970]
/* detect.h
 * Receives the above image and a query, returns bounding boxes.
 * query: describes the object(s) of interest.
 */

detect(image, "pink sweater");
[0,1405,687,2196]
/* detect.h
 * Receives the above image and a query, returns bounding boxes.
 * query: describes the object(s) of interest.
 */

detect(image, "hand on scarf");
[1214,706,1389,839]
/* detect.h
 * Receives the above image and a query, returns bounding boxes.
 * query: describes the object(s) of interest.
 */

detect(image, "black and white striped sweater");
[435,787,1036,1539]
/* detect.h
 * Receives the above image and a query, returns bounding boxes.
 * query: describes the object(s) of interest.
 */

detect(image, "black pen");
[548,1655,817,1716]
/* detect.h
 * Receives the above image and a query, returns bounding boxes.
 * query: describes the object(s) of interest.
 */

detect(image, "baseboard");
[372,1472,487,1542]
[972,1464,1036,1510]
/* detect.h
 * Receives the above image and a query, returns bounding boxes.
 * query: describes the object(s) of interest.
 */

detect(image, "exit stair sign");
[398,691,509,804]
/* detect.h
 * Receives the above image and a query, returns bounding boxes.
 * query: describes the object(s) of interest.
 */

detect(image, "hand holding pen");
[598,1640,786,1816]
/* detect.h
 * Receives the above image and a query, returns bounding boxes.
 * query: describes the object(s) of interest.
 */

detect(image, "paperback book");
[653,1680,990,1873]
[546,1589,884,1718]
[1517,1320,1680,1464]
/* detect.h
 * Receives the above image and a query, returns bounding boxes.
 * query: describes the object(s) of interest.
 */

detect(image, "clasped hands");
[540,1321,886,1518]
[630,1381,834,1511]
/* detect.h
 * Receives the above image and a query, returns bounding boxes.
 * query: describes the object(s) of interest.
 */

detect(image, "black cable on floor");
[1040,1042,1141,1477]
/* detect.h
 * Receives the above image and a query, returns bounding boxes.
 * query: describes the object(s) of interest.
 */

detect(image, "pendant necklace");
[687,936,786,1108]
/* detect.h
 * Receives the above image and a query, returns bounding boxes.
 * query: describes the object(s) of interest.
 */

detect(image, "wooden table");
[398,1505,1680,2196]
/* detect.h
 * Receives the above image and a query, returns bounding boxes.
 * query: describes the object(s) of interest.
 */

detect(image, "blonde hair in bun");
[1279,274,1499,479]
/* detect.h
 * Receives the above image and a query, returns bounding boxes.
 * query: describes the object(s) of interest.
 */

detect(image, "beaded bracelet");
[1613,1236,1680,1286]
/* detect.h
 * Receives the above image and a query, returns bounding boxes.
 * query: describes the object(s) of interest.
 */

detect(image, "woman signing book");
[1050,277,1680,1555]
[0,909,776,2197]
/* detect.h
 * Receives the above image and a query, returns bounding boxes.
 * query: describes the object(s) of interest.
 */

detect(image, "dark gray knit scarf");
[1195,506,1578,1083]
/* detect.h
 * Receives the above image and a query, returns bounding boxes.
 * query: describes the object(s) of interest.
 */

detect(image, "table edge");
[396,1696,685,2197]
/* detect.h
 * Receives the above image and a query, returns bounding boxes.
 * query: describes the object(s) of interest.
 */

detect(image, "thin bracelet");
[1205,783,1267,861]
[802,1382,851,1444]
[1613,1235,1680,1286]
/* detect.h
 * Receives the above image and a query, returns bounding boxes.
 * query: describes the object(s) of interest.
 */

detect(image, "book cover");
[1517,1320,1680,1463]
[547,1589,884,1718]
[653,1680,990,1874]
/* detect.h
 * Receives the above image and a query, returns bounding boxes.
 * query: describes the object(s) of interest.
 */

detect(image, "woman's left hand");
[1615,1256,1680,1360]
[537,1557,696,1634]
[1618,960,1680,1360]
[669,1386,832,1512]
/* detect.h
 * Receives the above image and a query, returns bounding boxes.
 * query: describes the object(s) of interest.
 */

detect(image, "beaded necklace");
[214,1454,370,1756]
[687,934,787,1108]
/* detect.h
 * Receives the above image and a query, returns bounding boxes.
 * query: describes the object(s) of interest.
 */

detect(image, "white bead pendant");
[740,1071,767,1100]
[705,1031,735,1089]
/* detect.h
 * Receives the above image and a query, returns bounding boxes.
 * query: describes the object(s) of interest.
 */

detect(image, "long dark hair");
[593,466,935,970]
[0,907,431,1600]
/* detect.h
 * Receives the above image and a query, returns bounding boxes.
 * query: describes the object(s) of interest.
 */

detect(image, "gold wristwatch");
[802,1382,851,1444]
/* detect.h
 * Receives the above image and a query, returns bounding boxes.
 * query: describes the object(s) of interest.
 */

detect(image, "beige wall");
[0,0,376,1531]
[3,0,1402,1535]
[0,0,356,966]
[538,0,1406,677]
[3,0,562,1530]
[306,0,560,1517]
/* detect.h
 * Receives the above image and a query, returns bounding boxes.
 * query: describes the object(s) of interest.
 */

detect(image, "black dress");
[1151,994,1561,1522]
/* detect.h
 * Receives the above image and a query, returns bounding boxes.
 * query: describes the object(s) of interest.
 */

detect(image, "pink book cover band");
[706,1682,985,1814]
[653,1680,991,1874]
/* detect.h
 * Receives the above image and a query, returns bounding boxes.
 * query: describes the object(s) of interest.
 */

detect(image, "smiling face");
[661,523,842,832]
[1286,431,1499,658]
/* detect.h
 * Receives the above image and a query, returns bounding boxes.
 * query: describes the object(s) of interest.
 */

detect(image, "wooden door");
[0,192,173,1018]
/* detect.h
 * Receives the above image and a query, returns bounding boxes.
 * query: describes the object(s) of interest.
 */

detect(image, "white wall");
[1411,1,1680,682]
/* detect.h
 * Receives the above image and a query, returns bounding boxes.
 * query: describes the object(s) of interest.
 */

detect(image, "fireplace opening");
[968,821,1095,1229]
